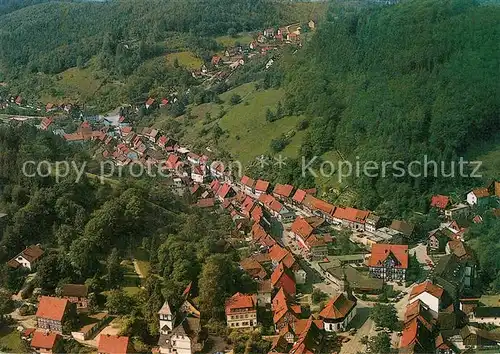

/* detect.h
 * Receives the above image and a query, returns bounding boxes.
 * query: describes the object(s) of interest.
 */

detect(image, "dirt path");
[133,260,145,279]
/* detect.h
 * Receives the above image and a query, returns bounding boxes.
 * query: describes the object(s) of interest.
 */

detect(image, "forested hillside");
[280,0,500,216]
[0,0,298,76]
[0,123,251,347]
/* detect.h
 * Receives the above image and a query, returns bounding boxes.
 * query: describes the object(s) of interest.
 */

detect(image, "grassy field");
[215,33,254,48]
[166,51,203,70]
[155,83,309,165]
[39,58,122,106]
[217,87,306,165]
[0,327,28,353]
[133,247,151,277]
[120,260,142,296]
[153,82,352,194]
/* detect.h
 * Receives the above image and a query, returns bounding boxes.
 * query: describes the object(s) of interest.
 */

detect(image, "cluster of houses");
[154,274,357,354]
[0,94,73,114]
[394,185,500,353]
[398,278,500,353]
[20,288,132,354]
[194,21,316,80]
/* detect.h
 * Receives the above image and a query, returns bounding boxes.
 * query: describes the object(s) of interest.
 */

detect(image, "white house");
[158,318,202,354]
[210,161,225,179]
[7,245,44,270]
[191,165,207,184]
[408,281,444,318]
[466,188,489,206]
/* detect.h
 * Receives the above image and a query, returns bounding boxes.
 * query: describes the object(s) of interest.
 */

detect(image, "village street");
[409,243,434,269]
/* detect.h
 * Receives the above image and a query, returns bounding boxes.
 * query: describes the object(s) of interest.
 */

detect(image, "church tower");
[158,300,175,335]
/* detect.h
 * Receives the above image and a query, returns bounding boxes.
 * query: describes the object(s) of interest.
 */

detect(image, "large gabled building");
[368,244,409,281]
[225,292,258,329]
[36,296,71,334]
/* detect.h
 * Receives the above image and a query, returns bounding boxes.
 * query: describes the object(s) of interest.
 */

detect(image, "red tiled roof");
[333,207,369,223]
[98,335,129,354]
[157,135,167,145]
[472,188,490,198]
[241,196,255,215]
[303,195,335,215]
[210,179,221,193]
[22,328,35,338]
[305,234,326,248]
[292,189,307,203]
[36,296,68,321]
[225,292,256,315]
[271,263,296,295]
[291,217,314,240]
[217,183,232,199]
[410,281,444,300]
[251,205,263,223]
[269,244,288,263]
[272,287,290,310]
[268,198,283,213]
[196,198,215,208]
[145,98,155,106]
[240,258,267,279]
[430,195,450,209]
[273,184,294,198]
[165,154,179,169]
[404,300,434,331]
[304,188,317,195]
[259,234,277,247]
[368,244,409,269]
[258,193,274,205]
[121,126,132,135]
[400,318,418,348]
[31,331,60,350]
[240,175,255,188]
[319,293,356,320]
[251,223,267,242]
[255,179,269,192]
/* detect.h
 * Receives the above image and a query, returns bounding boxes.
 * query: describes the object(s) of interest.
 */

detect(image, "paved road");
[409,244,433,269]
[340,306,373,354]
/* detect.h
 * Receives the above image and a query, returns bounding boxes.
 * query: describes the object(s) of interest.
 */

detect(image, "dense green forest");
[0,123,254,348]
[277,0,500,216]
[0,0,297,76]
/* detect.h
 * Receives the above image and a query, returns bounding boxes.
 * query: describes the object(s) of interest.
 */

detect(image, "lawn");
[215,33,254,48]
[166,51,203,70]
[154,83,307,166]
[120,260,142,296]
[217,85,307,165]
[133,247,151,277]
[0,327,28,353]
[39,58,121,105]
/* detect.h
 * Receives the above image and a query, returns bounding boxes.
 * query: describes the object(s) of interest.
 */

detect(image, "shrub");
[297,119,309,131]
[270,135,289,152]
[230,94,242,105]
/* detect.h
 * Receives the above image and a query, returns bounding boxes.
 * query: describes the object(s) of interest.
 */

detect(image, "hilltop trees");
[282,0,500,215]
